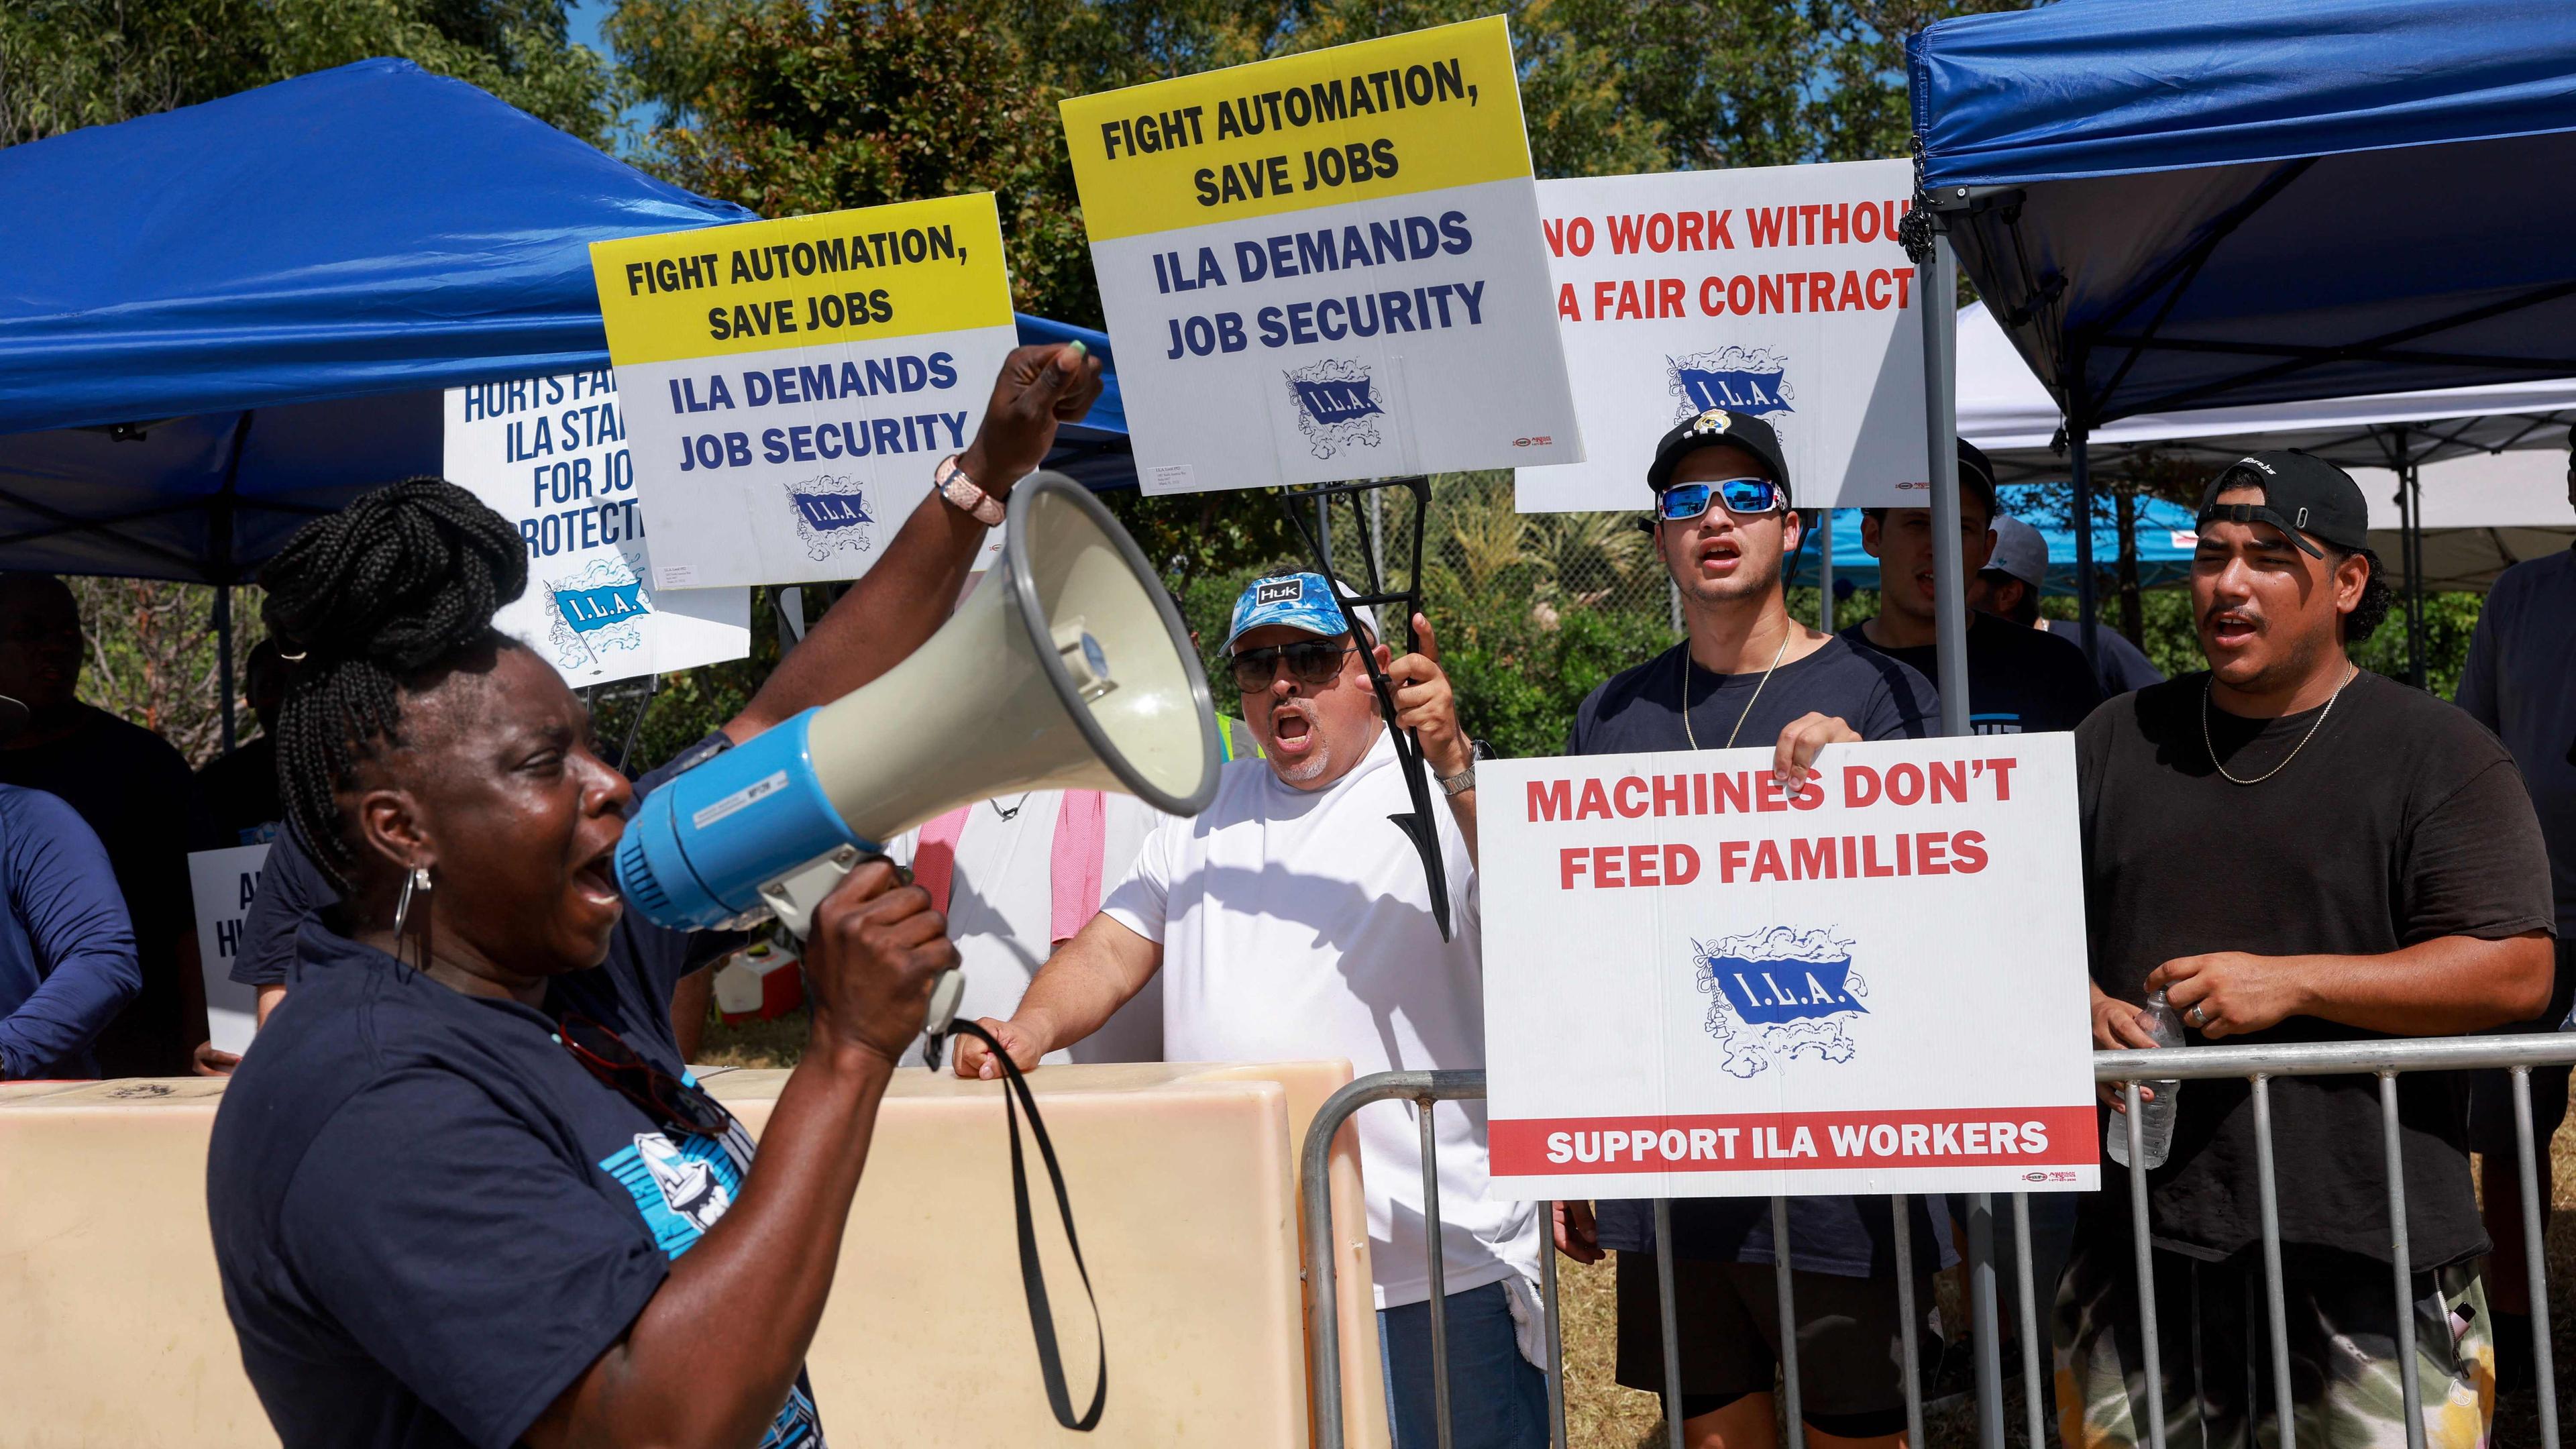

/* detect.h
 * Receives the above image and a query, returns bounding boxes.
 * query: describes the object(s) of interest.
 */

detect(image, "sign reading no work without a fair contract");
[444,370,750,686]
[1517,160,1926,513]
[590,195,1020,588]
[1479,737,2098,1201]
[1061,15,1582,494]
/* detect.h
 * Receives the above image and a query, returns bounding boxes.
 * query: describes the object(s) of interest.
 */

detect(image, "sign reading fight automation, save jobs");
[1479,737,2097,1200]
[591,195,1019,587]
[1061,16,1580,494]
[1517,160,1925,513]
[191,843,268,1056]
[444,370,750,686]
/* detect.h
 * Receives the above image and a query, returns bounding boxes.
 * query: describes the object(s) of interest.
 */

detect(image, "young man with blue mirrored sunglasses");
[1556,407,1945,1449]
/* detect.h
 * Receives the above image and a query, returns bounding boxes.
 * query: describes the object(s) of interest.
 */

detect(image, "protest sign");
[590,195,1020,586]
[189,843,268,1055]
[1517,160,1925,512]
[444,370,750,686]
[1060,15,1580,494]
[1479,736,2096,1199]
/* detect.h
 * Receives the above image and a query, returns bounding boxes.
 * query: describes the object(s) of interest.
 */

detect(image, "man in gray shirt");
[2452,433,2576,1395]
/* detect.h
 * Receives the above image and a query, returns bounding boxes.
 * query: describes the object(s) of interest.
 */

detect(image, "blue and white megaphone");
[616,474,1221,1034]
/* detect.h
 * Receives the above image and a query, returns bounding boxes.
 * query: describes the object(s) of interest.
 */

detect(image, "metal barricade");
[1299,1035,2574,1449]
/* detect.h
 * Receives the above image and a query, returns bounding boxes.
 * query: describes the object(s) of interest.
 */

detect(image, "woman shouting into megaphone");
[207,343,1102,1449]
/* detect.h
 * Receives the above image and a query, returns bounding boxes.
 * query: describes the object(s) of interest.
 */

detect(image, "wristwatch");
[932,454,1006,527]
[1437,762,1477,798]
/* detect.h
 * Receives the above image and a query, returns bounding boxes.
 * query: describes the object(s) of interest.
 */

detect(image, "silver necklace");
[1681,627,1794,751]
[2202,666,2356,786]
[989,793,1034,822]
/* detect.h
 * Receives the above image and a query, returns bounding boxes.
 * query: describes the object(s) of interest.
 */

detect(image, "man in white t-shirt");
[885,790,1167,1063]
[953,570,1545,1449]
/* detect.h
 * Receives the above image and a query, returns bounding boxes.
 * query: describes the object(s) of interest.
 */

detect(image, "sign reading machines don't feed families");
[1478,736,2099,1201]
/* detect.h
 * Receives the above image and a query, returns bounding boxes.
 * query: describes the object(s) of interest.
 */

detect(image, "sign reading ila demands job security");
[590,195,1019,588]
[1061,16,1581,494]
[444,370,750,686]
[1516,160,1926,513]
[1479,737,2098,1200]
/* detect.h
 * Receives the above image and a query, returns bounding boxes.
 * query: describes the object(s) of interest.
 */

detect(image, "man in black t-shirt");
[197,639,288,846]
[2065,452,2555,1449]
[1554,409,1943,1449]
[0,573,219,1077]
[1845,441,2102,736]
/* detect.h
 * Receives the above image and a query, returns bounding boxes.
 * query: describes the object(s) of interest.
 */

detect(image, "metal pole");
[2380,1072,2424,1449]
[1818,511,1836,632]
[1968,1193,2005,1449]
[2072,420,2098,670]
[1418,1098,1454,1449]
[1540,1210,1568,1449]
[215,584,236,754]
[1654,1200,1684,1449]
[1921,232,1970,736]
[2512,1067,2561,1449]
[1892,1193,1927,1449]
[1669,576,1682,637]
[2126,1082,2169,1449]
[2252,1077,2296,1449]
[2010,1193,2045,1449]
[2405,462,2427,688]
[1772,1196,1806,1449]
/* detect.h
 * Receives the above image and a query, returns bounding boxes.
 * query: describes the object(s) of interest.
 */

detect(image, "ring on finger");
[2186,1004,2209,1028]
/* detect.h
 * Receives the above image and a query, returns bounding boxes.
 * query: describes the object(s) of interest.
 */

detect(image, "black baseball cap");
[1648,408,1792,503]
[2196,451,2369,558]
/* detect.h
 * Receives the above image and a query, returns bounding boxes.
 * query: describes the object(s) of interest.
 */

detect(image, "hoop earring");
[392,865,431,938]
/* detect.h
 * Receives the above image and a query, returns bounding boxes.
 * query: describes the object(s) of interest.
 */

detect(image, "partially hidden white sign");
[1517,160,1926,512]
[1478,736,2097,1199]
[190,843,268,1056]
[443,370,750,686]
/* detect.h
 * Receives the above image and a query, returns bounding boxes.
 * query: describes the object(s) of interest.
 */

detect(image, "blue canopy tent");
[1907,0,2576,674]
[0,59,1136,734]
[1788,486,2200,596]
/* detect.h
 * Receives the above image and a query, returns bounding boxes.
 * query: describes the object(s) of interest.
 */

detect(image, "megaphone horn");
[616,473,1222,1032]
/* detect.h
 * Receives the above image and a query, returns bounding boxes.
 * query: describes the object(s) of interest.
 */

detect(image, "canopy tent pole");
[215,584,235,754]
[2071,421,2098,669]
[1921,233,1972,738]
[1817,513,1835,631]
[2405,460,2428,686]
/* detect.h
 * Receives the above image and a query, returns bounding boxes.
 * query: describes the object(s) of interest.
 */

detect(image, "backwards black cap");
[2196,451,2370,558]
[1648,408,1792,503]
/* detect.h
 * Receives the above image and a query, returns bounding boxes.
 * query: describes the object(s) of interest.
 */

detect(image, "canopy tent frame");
[1928,174,2576,679]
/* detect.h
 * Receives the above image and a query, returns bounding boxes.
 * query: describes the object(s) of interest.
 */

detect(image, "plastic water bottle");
[2105,989,2182,1170]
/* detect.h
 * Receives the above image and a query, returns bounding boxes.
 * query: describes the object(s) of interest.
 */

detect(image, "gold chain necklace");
[2202,665,2356,786]
[1680,627,1793,751]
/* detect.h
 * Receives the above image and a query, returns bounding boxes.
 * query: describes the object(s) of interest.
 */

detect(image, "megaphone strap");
[947,1019,1107,1432]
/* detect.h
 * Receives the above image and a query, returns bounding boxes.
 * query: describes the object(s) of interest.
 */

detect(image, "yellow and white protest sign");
[443,369,750,685]
[590,195,1018,587]
[1519,160,1927,512]
[1479,737,2098,1200]
[1061,16,1580,494]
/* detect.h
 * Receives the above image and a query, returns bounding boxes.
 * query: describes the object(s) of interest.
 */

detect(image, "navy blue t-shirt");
[1568,635,1954,1276]
[229,825,334,990]
[0,784,140,1079]
[1840,613,2104,737]
[205,739,820,1449]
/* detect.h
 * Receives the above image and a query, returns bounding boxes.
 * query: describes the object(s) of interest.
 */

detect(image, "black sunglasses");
[554,1012,731,1138]
[1228,640,1355,692]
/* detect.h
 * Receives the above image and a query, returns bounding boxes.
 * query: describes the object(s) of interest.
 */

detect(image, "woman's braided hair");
[262,478,528,893]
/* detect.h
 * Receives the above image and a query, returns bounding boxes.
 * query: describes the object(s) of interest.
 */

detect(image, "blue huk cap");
[1222,572,1379,653]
